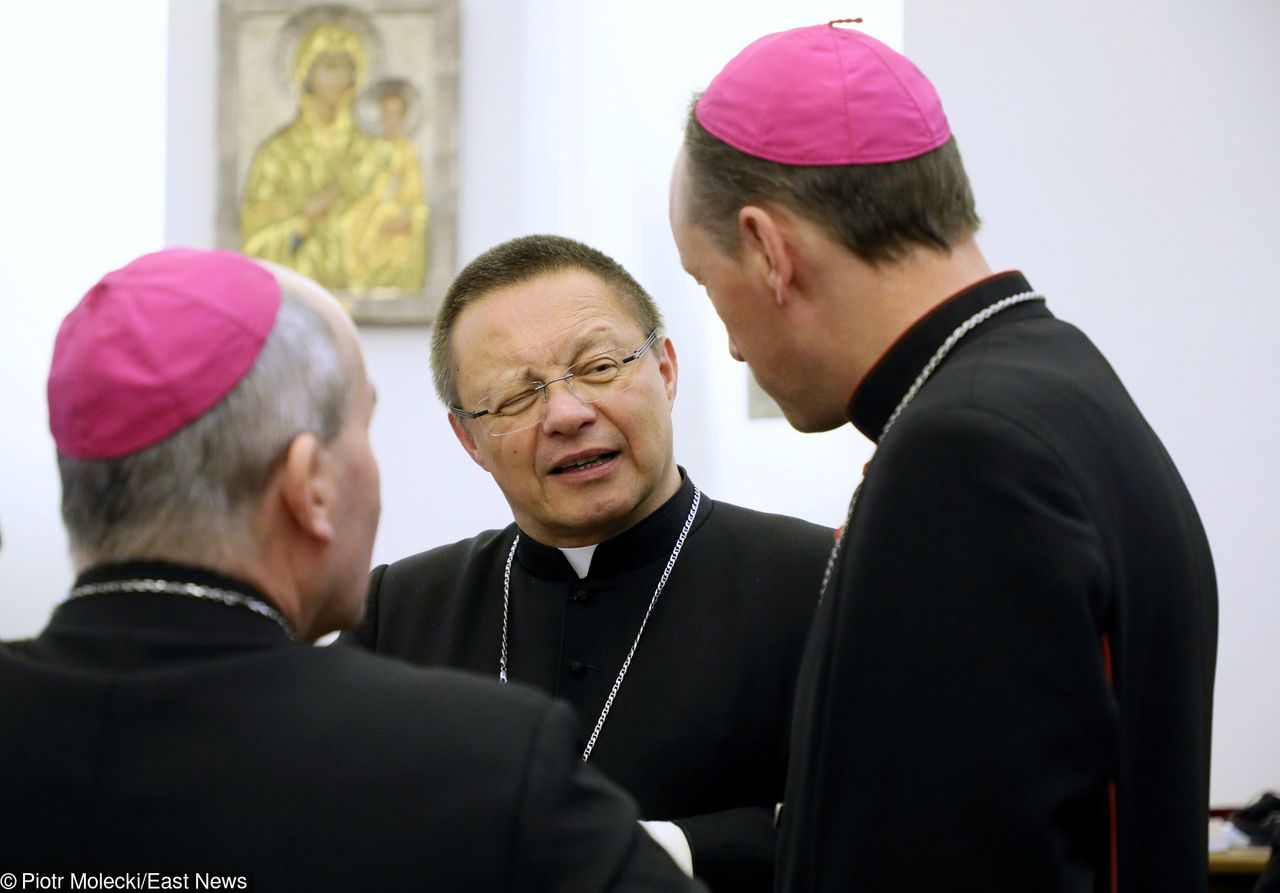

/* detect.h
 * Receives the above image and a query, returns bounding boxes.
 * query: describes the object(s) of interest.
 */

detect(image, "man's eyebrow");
[487,368,538,390]
[479,328,624,390]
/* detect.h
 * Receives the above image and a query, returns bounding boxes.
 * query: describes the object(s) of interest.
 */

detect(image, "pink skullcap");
[696,21,951,166]
[48,248,281,459]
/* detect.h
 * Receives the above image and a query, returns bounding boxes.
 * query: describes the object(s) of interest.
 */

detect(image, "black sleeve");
[673,807,775,892]
[515,699,706,893]
[335,563,387,651]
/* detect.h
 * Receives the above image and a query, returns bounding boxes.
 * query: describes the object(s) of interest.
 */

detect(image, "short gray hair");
[58,284,348,566]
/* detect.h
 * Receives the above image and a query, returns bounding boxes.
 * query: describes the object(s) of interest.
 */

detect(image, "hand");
[639,820,694,877]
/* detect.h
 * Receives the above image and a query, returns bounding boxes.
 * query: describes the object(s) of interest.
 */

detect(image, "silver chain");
[500,487,702,762]
[66,578,298,641]
[500,540,516,683]
[818,292,1045,601]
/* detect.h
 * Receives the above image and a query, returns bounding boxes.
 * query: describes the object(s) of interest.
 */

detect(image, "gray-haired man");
[0,247,701,892]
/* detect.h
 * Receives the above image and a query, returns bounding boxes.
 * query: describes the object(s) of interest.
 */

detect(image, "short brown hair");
[681,97,980,264]
[431,234,665,407]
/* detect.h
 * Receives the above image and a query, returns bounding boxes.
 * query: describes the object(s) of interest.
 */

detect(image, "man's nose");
[728,337,744,363]
[540,379,597,434]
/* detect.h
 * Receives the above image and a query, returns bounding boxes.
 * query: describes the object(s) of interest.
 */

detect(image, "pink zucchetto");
[695,20,951,166]
[48,248,281,460]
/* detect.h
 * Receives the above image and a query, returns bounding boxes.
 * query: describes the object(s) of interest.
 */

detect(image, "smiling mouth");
[551,451,619,474]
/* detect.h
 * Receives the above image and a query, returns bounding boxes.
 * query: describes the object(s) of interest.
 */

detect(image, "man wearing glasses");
[343,234,830,892]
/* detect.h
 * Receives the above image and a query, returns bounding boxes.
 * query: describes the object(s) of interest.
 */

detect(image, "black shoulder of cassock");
[339,525,515,657]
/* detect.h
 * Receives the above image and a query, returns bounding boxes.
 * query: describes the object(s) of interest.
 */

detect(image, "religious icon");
[344,78,429,291]
[218,0,458,325]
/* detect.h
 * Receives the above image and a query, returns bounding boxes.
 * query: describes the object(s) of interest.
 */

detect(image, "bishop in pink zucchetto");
[695,20,950,166]
[48,248,281,460]
[11,246,706,886]
[670,19,1217,893]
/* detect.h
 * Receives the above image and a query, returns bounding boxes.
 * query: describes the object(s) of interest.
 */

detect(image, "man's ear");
[449,412,490,470]
[738,205,795,307]
[656,336,678,406]
[278,432,336,544]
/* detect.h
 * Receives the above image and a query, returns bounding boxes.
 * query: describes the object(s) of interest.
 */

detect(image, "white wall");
[906,0,1280,806]
[161,0,892,572]
[0,1,169,635]
[1,0,1274,808]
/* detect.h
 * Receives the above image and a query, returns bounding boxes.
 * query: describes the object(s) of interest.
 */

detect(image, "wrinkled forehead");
[452,270,648,387]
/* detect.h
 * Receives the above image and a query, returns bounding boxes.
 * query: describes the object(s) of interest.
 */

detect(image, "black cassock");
[1,561,701,892]
[345,472,832,891]
[778,272,1218,893]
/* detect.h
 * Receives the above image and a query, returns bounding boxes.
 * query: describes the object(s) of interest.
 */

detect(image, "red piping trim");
[1101,633,1118,893]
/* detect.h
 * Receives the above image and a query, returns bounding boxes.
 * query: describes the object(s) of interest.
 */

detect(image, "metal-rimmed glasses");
[450,329,659,436]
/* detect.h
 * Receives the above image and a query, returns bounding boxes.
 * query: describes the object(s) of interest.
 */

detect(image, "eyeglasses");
[450,329,659,436]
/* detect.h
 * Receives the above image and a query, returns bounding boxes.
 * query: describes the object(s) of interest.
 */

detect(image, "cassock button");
[569,660,587,677]
[572,588,593,604]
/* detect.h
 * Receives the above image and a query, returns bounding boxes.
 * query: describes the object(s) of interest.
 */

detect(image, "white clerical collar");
[558,544,598,579]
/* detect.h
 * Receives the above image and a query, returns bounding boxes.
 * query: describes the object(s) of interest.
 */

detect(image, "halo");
[273,4,383,97]
[355,77,424,137]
